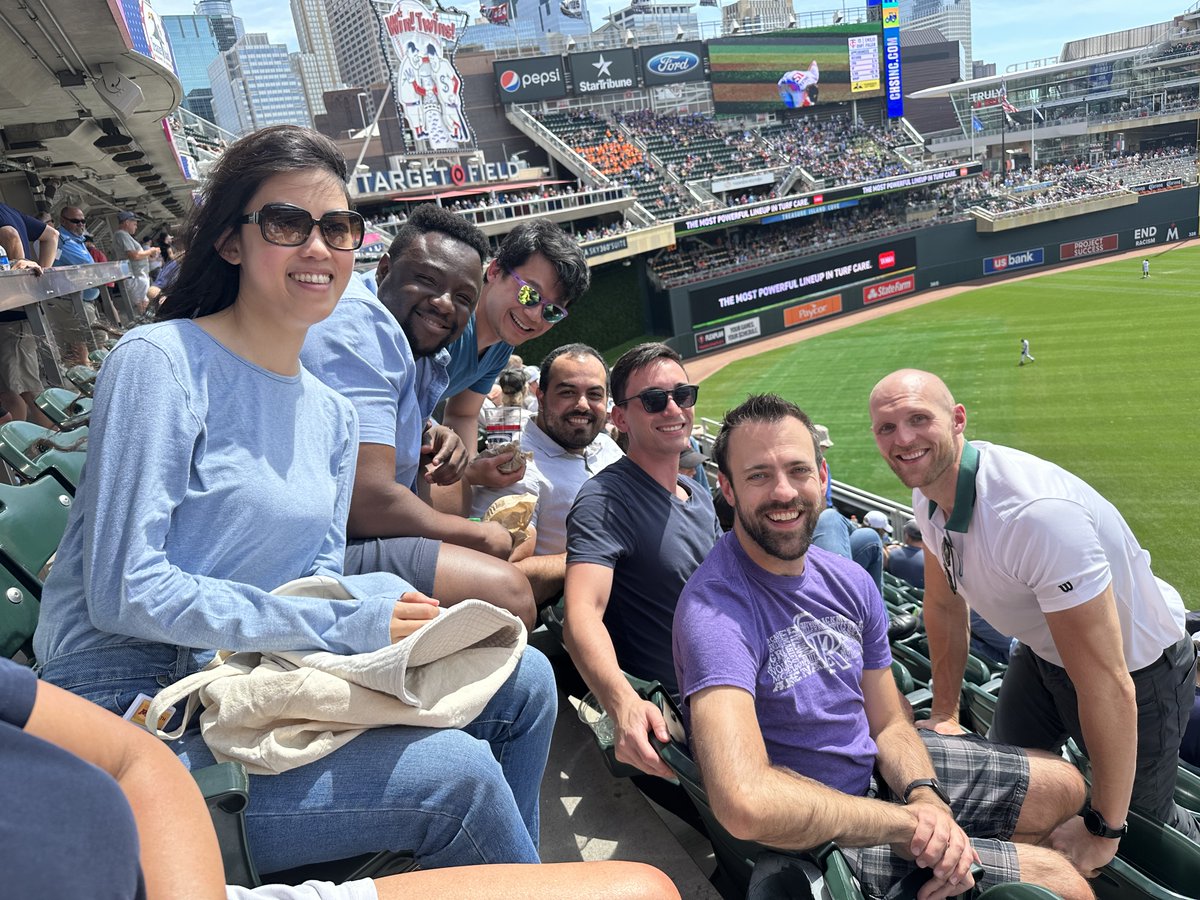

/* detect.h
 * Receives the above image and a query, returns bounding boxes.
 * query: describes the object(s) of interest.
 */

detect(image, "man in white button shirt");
[868,368,1197,880]
[471,343,623,604]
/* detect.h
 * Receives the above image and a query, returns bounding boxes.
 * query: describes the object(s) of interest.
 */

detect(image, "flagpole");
[1030,109,1035,171]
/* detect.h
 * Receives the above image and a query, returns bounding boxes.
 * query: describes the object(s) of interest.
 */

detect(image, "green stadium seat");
[0,421,87,492]
[35,387,92,426]
[64,365,97,396]
[0,475,73,592]
[0,557,37,661]
[977,885,1064,899]
[961,677,1004,736]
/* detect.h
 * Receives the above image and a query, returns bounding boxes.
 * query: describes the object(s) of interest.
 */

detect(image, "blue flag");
[971,115,983,132]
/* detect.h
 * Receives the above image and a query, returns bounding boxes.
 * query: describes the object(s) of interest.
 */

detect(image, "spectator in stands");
[886,518,925,588]
[301,204,537,630]
[674,394,1092,900]
[809,424,885,593]
[470,343,623,605]
[437,220,590,479]
[33,125,556,875]
[112,211,159,315]
[0,200,57,427]
[869,369,1200,873]
[563,343,720,786]
[0,654,681,900]
[44,205,99,367]
[146,225,187,307]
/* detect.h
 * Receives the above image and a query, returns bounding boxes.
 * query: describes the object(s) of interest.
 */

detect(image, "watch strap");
[902,778,951,806]
[1082,802,1127,839]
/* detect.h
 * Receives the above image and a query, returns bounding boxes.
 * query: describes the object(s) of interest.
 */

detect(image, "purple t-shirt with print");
[673,532,892,796]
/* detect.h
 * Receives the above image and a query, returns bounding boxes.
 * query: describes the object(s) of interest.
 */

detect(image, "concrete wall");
[662,186,1199,358]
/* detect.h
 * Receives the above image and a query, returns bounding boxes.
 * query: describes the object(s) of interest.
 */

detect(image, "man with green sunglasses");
[433,220,590,493]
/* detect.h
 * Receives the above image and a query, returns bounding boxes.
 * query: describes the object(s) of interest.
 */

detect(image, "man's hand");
[389,591,440,642]
[1050,815,1119,878]
[612,696,675,779]
[508,524,536,563]
[420,424,467,486]
[914,712,966,735]
[903,796,978,900]
[11,259,43,275]
[466,448,526,488]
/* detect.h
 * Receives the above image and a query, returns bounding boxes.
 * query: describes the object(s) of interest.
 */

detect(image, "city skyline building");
[195,0,246,50]
[163,14,221,120]
[290,0,346,119]
[209,32,313,134]
[899,0,973,79]
[326,0,394,92]
[461,0,592,54]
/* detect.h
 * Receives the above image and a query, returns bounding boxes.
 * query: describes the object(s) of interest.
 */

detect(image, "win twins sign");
[386,0,472,149]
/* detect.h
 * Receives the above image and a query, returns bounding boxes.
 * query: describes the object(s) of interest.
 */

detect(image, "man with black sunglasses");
[869,368,1197,879]
[434,220,590,490]
[45,206,101,366]
[301,204,537,632]
[563,343,720,801]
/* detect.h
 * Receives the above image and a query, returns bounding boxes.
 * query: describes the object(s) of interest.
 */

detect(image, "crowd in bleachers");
[759,114,910,185]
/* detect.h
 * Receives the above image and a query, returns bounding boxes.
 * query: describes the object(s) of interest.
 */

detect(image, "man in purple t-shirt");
[673,394,1091,900]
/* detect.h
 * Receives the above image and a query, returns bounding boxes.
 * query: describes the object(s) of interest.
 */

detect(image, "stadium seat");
[0,421,86,492]
[35,387,92,427]
[961,677,1004,736]
[64,365,97,396]
[0,557,37,661]
[0,475,73,592]
[976,886,1064,899]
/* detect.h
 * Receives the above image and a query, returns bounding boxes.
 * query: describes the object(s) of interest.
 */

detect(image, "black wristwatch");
[1082,802,1127,839]
[902,778,951,806]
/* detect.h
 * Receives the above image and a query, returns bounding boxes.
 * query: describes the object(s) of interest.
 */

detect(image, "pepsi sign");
[639,41,707,85]
[493,56,567,104]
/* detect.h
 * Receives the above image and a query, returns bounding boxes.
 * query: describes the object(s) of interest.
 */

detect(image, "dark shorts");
[989,635,1199,839]
[343,536,441,596]
[843,731,1026,899]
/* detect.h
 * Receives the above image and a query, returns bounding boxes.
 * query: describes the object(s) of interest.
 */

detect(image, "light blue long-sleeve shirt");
[34,321,412,666]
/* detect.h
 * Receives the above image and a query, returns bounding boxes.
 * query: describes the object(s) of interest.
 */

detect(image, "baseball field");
[694,242,1200,607]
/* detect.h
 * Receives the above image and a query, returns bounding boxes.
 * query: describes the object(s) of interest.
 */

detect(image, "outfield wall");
[665,187,1199,358]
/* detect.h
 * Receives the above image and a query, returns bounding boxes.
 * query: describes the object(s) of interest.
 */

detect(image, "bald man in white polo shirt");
[869,369,1196,879]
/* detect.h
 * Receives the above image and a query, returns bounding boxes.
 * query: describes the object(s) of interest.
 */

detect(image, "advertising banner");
[688,237,916,327]
[387,0,471,149]
[982,247,1044,276]
[1132,220,1197,247]
[881,0,903,118]
[863,273,914,303]
[494,55,568,104]
[568,48,638,95]
[1059,233,1118,260]
[639,42,707,86]
[784,295,842,327]
[693,317,762,354]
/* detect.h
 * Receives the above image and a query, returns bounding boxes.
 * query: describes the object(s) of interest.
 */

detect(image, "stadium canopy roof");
[907,48,1141,99]
[0,1,191,222]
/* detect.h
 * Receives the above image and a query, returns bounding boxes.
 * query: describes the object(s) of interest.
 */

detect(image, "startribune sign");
[568,49,638,94]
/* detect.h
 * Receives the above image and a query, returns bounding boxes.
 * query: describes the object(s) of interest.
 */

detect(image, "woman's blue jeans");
[40,641,557,873]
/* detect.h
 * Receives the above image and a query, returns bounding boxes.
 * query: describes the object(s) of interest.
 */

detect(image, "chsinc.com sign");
[568,49,637,94]
[639,42,707,85]
[493,55,568,103]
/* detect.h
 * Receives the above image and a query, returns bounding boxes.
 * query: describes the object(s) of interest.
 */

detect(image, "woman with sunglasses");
[32,125,557,876]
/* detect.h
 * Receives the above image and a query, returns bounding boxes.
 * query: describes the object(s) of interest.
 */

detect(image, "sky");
[148,0,1191,73]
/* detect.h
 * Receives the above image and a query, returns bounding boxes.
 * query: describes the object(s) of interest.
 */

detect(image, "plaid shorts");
[842,731,1027,899]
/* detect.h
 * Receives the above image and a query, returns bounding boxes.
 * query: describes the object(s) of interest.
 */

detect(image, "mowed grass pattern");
[696,243,1200,607]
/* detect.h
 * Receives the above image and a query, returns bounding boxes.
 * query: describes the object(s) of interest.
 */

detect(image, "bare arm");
[443,388,487,461]
[349,442,513,559]
[690,685,915,849]
[918,550,970,731]
[1047,586,1136,875]
[24,679,226,900]
[36,226,58,268]
[563,561,673,778]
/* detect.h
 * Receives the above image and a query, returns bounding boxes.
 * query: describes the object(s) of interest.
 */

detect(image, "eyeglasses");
[238,202,365,251]
[615,384,699,414]
[63,217,87,225]
[941,534,961,594]
[506,267,568,323]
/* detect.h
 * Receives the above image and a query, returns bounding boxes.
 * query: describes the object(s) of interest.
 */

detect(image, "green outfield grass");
[695,244,1200,607]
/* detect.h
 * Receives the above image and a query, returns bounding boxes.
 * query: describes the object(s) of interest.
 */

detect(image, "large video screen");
[709,24,885,115]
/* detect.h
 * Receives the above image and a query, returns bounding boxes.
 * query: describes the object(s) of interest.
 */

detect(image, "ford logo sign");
[647,51,699,76]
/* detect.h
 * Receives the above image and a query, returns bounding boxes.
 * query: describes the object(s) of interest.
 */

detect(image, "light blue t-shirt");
[440,314,514,401]
[34,320,409,667]
[301,272,450,492]
[54,230,99,301]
